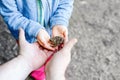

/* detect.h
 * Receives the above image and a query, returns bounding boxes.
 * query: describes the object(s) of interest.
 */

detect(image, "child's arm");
[0,0,44,42]
[50,0,74,42]
[50,0,74,28]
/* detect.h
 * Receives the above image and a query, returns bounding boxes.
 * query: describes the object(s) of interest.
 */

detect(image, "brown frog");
[49,36,64,47]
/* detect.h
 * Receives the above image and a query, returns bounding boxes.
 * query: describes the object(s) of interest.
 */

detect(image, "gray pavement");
[67,0,120,80]
[1,0,120,80]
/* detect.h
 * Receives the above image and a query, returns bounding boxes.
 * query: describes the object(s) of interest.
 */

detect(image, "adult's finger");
[19,28,27,46]
[63,38,77,51]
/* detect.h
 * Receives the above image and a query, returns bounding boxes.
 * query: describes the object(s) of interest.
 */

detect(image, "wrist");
[37,28,46,38]
[52,25,67,29]
[17,55,33,72]
[46,71,65,80]
[46,68,65,80]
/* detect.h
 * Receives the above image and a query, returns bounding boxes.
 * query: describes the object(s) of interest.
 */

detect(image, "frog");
[49,36,64,47]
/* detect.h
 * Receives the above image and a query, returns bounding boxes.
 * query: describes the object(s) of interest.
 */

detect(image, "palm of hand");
[19,28,55,70]
[20,40,53,70]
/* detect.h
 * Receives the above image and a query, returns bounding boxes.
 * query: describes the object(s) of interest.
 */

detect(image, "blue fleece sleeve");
[50,0,74,28]
[0,0,44,43]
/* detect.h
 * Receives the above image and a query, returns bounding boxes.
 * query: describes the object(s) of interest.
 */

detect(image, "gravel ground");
[1,0,120,80]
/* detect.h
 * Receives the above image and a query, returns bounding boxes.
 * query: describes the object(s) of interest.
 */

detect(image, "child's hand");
[37,29,55,50]
[52,25,68,43]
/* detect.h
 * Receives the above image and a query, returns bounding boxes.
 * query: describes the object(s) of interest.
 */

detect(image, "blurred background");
[1,0,120,80]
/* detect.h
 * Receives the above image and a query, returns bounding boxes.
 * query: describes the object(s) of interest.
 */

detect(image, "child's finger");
[63,30,68,43]
[38,39,55,51]
[38,39,44,47]
[44,42,55,51]
[64,35,68,44]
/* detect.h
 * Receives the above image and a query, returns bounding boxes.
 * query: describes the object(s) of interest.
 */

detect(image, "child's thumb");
[19,28,26,45]
[63,38,77,51]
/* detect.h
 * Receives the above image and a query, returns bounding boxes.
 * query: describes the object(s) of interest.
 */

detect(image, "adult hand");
[45,38,77,80]
[19,28,53,71]
[52,25,68,43]
[0,28,54,80]
[37,29,55,50]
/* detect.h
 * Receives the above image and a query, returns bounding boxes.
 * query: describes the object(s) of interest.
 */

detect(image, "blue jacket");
[0,0,73,43]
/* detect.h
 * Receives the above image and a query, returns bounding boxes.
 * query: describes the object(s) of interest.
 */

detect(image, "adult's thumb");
[19,28,26,45]
[63,38,77,51]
